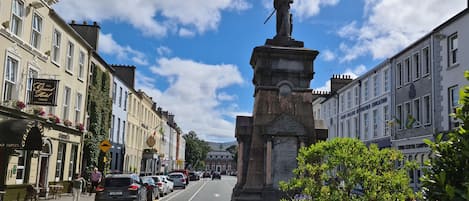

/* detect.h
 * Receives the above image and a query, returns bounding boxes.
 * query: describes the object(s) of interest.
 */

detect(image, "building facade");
[205,150,235,174]
[109,72,129,173]
[0,0,91,199]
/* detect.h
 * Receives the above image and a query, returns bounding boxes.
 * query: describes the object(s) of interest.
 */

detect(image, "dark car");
[188,172,200,181]
[212,172,221,180]
[95,174,147,201]
[202,171,211,178]
[141,176,160,201]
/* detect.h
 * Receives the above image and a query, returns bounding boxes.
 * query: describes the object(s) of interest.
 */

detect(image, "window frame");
[422,46,430,76]
[30,12,43,49]
[396,104,403,130]
[423,95,431,126]
[448,33,458,66]
[384,68,390,92]
[26,66,39,104]
[65,41,74,73]
[78,51,85,80]
[62,86,71,121]
[404,57,411,84]
[10,0,24,36]
[363,112,369,140]
[396,62,402,88]
[55,143,66,181]
[413,98,421,128]
[4,55,20,101]
[51,29,62,65]
[448,85,460,129]
[412,52,420,81]
[404,101,412,129]
[372,109,378,137]
[75,93,82,123]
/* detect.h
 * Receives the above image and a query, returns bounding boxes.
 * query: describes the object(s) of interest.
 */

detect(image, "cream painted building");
[0,0,92,199]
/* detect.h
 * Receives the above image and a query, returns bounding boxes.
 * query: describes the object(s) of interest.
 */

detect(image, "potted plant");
[64,119,72,127]
[75,123,84,131]
[33,106,46,116]
[15,100,26,110]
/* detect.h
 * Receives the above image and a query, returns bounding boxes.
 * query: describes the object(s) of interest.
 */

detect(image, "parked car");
[160,175,174,193]
[168,172,186,189]
[150,175,170,197]
[202,171,211,178]
[141,176,160,201]
[212,172,221,180]
[95,174,147,201]
[188,171,200,181]
[169,170,189,185]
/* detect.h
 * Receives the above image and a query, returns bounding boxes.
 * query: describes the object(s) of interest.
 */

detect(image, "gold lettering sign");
[29,79,59,106]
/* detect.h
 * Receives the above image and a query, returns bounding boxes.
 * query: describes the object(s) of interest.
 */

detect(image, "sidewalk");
[50,193,95,201]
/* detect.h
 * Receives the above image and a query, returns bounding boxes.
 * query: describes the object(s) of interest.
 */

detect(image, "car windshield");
[105,178,131,187]
[169,174,183,178]
[151,177,161,182]
[142,177,154,184]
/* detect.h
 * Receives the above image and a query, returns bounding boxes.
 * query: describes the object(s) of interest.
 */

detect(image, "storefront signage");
[29,78,59,106]
[340,97,388,119]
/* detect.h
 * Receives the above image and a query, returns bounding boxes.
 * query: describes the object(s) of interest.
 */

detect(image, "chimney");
[330,74,353,93]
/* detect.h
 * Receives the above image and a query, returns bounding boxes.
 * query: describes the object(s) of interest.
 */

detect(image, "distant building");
[205,150,235,173]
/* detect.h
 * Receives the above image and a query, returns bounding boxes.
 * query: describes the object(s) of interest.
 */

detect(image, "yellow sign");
[103,156,108,162]
[100,140,111,152]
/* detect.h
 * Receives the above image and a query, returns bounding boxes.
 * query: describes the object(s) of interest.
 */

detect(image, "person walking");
[72,173,86,201]
[89,167,102,196]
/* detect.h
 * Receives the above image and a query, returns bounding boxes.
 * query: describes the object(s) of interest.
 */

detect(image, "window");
[52,30,61,63]
[16,150,27,184]
[423,95,431,125]
[340,95,344,112]
[449,86,460,129]
[397,105,403,130]
[117,118,121,141]
[119,87,123,107]
[112,82,117,103]
[347,91,352,109]
[124,91,128,111]
[66,42,74,71]
[346,119,351,138]
[68,145,78,180]
[78,51,85,79]
[122,121,126,144]
[373,109,378,137]
[396,62,402,87]
[373,75,379,97]
[26,68,38,103]
[4,56,19,101]
[354,117,359,139]
[404,102,412,129]
[384,68,390,92]
[11,0,24,36]
[422,47,430,75]
[449,34,458,65]
[111,115,115,139]
[404,58,411,83]
[75,93,82,123]
[384,105,389,136]
[62,87,71,121]
[413,53,420,80]
[31,13,42,48]
[364,113,369,140]
[413,99,421,127]
[354,86,359,106]
[340,122,344,138]
[55,143,66,181]
[363,80,369,101]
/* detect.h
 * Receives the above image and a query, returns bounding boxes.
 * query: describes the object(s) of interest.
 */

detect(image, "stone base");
[231,186,282,201]
[265,38,304,48]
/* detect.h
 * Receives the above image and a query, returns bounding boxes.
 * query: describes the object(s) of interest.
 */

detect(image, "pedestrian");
[72,173,86,201]
[89,167,102,195]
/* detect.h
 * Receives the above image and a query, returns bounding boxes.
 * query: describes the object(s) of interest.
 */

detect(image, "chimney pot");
[93,21,98,26]
[71,20,75,24]
[83,21,87,25]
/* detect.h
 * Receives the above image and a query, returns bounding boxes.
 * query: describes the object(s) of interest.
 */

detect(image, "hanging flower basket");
[76,123,84,131]
[33,106,46,116]
[47,114,60,124]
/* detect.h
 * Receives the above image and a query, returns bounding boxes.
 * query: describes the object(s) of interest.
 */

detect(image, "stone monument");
[231,1,321,201]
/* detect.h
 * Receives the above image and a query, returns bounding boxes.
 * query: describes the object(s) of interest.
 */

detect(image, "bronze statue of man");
[274,0,293,39]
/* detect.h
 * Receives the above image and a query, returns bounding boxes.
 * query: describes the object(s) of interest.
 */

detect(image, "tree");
[225,144,238,164]
[280,137,418,201]
[183,131,210,170]
[421,71,469,201]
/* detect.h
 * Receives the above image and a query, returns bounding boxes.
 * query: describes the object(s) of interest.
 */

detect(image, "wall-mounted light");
[2,21,9,29]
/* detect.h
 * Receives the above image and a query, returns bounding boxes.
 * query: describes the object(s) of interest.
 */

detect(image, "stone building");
[205,150,235,174]
[0,0,91,199]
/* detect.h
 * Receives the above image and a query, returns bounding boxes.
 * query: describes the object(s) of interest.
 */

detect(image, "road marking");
[187,181,208,201]
[214,193,220,197]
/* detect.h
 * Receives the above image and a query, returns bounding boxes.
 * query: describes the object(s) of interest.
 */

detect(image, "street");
[54,175,236,201]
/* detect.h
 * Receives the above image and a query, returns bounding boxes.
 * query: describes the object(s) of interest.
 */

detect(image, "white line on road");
[187,181,208,201]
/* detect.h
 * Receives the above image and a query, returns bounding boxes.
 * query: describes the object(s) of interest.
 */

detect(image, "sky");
[53,0,467,142]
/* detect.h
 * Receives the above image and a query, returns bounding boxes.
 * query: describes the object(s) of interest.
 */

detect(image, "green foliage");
[421,71,469,201]
[83,66,112,171]
[280,138,418,201]
[183,131,211,170]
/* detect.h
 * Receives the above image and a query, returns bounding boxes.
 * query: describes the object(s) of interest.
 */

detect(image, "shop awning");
[0,119,43,150]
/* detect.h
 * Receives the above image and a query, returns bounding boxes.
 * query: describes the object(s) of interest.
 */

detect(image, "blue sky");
[54,0,466,142]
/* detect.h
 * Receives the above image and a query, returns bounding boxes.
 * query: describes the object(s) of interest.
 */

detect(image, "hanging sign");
[29,78,59,106]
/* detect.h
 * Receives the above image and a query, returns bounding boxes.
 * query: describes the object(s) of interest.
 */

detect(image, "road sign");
[100,139,111,152]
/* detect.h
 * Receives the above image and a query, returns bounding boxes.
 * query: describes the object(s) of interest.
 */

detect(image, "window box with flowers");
[64,119,72,127]
[47,114,60,124]
[76,123,84,132]
[14,100,26,110]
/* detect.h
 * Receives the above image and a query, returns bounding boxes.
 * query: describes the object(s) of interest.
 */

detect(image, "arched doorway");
[36,138,52,196]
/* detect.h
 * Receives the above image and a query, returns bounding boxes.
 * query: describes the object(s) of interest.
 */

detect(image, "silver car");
[168,173,186,189]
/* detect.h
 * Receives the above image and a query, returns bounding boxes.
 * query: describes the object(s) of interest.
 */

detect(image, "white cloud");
[313,64,367,91]
[314,80,331,92]
[156,46,172,57]
[337,0,466,62]
[262,0,340,20]
[136,57,244,141]
[322,49,336,61]
[178,28,196,37]
[98,33,148,65]
[54,0,251,38]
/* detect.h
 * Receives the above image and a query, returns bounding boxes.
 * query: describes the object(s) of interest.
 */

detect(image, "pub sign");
[29,78,59,106]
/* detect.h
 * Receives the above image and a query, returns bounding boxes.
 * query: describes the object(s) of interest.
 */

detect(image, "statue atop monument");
[274,0,293,39]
